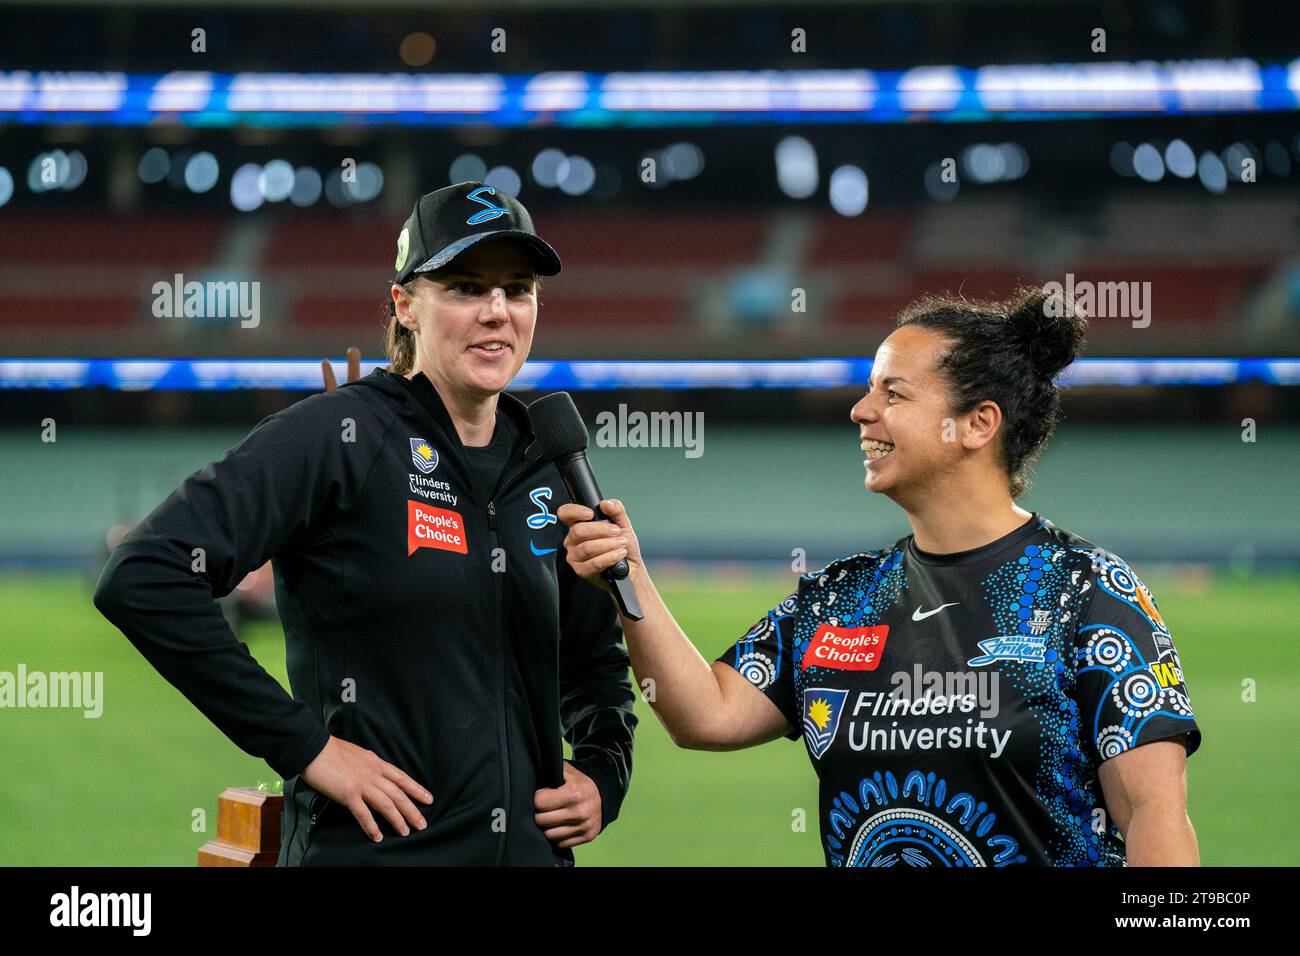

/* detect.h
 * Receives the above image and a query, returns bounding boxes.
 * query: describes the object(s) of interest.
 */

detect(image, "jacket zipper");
[308,789,328,828]
[396,379,548,864]
[485,457,537,866]
[302,789,328,869]
[490,496,509,866]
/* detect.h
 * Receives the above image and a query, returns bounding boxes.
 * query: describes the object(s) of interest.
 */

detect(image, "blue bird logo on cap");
[465,185,508,224]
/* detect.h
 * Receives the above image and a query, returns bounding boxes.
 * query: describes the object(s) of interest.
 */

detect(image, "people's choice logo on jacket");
[407,501,467,556]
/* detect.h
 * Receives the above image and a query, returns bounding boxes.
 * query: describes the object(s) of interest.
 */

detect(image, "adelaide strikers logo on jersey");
[967,635,1047,667]
[410,438,439,474]
[803,687,849,759]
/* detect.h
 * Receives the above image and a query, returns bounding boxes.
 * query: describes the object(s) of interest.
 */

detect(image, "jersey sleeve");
[557,554,637,831]
[715,593,801,740]
[93,388,394,780]
[1072,553,1202,766]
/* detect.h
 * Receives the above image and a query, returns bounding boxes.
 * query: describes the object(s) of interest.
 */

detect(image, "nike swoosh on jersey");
[912,602,959,621]
[529,541,557,556]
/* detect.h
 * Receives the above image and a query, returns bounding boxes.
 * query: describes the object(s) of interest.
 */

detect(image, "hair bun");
[1004,286,1087,378]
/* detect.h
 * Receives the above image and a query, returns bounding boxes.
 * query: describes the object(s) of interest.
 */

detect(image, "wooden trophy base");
[198,787,284,867]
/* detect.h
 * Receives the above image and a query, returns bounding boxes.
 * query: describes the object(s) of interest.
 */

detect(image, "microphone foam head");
[527,391,589,459]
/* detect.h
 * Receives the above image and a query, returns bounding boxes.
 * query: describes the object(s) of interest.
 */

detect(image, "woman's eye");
[887,389,899,401]
[451,281,532,296]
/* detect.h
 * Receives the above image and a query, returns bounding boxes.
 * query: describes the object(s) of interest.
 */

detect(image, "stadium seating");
[2,197,1294,354]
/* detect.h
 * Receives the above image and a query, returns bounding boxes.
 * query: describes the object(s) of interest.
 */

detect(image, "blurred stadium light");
[3,357,1300,390]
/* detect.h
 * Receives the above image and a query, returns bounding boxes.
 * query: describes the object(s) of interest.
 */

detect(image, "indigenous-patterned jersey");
[718,514,1200,867]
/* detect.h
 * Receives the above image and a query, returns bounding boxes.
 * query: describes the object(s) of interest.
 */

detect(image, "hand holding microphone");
[557,497,644,604]
[528,392,644,621]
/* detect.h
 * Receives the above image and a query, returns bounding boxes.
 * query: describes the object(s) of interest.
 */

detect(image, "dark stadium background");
[0,0,1296,866]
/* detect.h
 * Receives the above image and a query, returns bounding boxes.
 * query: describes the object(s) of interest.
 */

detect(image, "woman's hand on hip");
[299,735,434,843]
[533,761,602,849]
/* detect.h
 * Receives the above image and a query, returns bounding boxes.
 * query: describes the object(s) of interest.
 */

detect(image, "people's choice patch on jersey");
[407,501,467,555]
[801,624,889,672]
[803,687,848,759]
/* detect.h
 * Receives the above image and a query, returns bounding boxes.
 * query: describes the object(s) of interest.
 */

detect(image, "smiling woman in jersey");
[560,286,1201,867]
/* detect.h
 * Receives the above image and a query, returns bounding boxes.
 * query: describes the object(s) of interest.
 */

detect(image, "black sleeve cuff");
[271,725,332,782]
[569,752,628,832]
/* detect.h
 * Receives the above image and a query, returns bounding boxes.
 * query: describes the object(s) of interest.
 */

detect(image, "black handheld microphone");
[528,392,644,621]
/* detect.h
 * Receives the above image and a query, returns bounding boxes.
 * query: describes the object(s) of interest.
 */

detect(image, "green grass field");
[1,568,1296,866]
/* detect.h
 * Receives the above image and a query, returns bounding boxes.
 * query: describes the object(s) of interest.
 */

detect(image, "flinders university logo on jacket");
[410,438,439,474]
[803,687,849,759]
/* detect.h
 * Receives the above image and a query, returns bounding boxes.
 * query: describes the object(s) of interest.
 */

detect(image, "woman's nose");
[851,394,877,424]
[485,288,509,319]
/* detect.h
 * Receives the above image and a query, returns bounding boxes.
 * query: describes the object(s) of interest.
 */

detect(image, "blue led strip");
[1,358,1297,391]
[0,60,1296,128]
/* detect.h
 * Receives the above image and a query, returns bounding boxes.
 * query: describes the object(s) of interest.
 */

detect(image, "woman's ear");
[393,282,419,331]
[961,400,1003,451]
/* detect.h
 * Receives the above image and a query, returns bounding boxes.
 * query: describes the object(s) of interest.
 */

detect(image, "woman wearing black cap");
[95,182,636,866]
[559,286,1201,867]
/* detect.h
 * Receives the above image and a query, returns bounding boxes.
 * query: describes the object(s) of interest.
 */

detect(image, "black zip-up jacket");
[93,369,637,865]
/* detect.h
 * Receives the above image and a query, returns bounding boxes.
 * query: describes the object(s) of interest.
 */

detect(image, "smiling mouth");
[861,438,895,464]
[469,342,510,357]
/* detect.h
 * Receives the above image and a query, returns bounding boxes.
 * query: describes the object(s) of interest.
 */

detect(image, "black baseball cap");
[392,181,562,288]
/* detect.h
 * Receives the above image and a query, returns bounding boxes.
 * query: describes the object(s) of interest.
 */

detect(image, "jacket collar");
[387,369,546,492]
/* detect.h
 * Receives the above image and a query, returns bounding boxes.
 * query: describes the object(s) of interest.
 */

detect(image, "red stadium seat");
[829,292,919,328]
[264,213,397,268]
[535,292,685,327]
[807,210,913,263]
[0,213,222,266]
[908,269,1039,304]
[539,211,763,266]
[1,199,1282,355]
[290,296,390,329]
[0,295,138,326]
